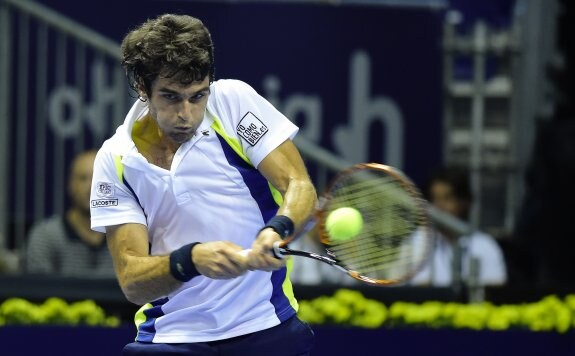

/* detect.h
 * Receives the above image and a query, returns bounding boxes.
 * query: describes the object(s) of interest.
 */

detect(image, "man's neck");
[135,115,181,153]
[132,115,180,170]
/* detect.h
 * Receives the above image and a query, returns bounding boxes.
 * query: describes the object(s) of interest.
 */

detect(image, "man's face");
[429,181,467,219]
[146,75,211,144]
[69,152,96,213]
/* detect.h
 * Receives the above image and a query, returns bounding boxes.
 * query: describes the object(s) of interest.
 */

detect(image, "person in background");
[0,241,19,274]
[25,150,114,277]
[410,166,507,287]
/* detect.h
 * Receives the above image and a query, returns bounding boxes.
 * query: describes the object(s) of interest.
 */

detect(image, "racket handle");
[272,241,285,259]
[238,241,286,259]
[238,249,250,257]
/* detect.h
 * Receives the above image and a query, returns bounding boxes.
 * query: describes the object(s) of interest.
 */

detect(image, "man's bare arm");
[106,223,249,305]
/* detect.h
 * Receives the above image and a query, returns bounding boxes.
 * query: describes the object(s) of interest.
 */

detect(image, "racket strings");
[324,169,430,282]
[331,228,419,278]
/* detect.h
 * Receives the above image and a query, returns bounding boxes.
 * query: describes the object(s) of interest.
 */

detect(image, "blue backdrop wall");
[33,0,445,188]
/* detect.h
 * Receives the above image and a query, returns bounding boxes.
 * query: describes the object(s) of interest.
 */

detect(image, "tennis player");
[90,14,316,355]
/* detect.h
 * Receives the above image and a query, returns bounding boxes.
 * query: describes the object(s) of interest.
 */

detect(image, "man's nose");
[177,101,194,121]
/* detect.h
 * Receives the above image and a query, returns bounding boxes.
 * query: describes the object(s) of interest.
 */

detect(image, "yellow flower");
[333,288,365,310]
[351,300,387,328]
[522,303,554,331]
[297,301,325,324]
[41,297,74,325]
[1,298,44,325]
[389,301,411,322]
[296,290,575,332]
[487,310,511,330]
[452,303,491,330]
[564,295,575,311]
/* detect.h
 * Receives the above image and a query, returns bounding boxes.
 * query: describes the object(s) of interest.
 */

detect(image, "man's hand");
[192,241,250,279]
[246,228,287,271]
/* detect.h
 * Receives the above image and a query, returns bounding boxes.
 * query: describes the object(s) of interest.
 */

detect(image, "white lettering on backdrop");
[262,50,404,168]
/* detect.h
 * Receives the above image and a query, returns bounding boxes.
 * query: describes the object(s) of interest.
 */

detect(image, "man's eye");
[162,94,179,101]
[190,93,205,101]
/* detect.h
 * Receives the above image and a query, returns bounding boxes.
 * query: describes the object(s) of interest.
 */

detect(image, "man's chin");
[170,132,195,144]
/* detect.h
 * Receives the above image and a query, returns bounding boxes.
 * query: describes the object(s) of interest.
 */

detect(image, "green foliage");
[297,289,575,333]
[0,297,120,327]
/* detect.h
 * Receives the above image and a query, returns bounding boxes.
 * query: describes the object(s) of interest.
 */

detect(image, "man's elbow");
[116,272,148,305]
[121,282,149,306]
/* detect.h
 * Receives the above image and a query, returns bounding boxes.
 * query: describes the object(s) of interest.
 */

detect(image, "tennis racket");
[247,163,432,286]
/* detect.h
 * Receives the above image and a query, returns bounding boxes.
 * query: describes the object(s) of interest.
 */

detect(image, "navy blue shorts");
[122,315,315,355]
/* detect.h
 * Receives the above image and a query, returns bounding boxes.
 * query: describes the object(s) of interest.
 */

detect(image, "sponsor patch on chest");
[236,112,268,146]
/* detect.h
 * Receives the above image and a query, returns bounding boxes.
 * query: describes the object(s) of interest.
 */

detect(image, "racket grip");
[272,241,285,259]
[238,249,251,257]
[238,241,285,259]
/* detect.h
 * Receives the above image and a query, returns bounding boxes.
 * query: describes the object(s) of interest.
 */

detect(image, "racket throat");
[281,246,339,265]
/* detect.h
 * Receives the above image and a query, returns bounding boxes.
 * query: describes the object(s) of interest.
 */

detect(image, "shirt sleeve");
[209,79,299,167]
[90,149,147,233]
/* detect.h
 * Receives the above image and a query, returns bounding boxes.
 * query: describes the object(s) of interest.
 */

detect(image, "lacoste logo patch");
[237,112,268,146]
[91,199,118,208]
[96,182,114,197]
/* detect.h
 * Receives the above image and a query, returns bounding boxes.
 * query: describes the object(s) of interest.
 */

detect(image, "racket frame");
[277,162,432,286]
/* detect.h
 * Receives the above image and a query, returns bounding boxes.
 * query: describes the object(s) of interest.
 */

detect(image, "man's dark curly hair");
[121,14,215,96]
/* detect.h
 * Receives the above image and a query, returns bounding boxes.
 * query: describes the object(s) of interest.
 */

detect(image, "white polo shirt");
[90,79,299,343]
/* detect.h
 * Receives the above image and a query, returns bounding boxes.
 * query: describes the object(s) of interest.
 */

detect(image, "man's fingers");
[246,250,285,271]
[193,242,250,279]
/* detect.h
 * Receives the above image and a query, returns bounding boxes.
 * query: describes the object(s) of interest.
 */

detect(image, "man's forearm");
[277,177,317,229]
[115,254,182,305]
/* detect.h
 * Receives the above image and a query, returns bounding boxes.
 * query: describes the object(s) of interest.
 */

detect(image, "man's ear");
[136,81,148,100]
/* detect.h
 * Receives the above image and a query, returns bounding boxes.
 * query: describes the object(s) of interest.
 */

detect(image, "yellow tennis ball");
[325,207,363,242]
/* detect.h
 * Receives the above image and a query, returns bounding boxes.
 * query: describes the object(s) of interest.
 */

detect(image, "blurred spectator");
[1,232,19,274]
[25,150,114,277]
[410,166,507,287]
